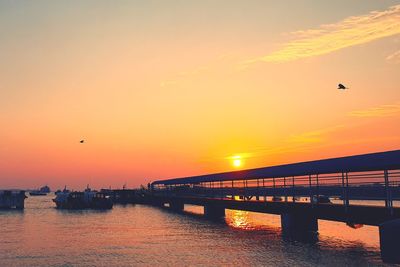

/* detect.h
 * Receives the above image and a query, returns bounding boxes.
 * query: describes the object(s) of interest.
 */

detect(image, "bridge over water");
[149,150,400,263]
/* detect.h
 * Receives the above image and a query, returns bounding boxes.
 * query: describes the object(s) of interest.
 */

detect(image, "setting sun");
[232,156,242,168]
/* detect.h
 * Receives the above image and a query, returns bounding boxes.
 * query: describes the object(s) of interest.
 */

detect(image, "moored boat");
[53,186,113,210]
[29,191,47,196]
[29,185,51,196]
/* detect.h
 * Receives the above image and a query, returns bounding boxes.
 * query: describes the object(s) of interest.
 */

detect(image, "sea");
[0,195,395,266]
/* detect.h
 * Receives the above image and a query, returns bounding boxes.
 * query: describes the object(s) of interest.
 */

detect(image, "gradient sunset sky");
[1,1,399,189]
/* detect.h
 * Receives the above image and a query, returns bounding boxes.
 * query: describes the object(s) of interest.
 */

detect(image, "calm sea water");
[0,195,394,266]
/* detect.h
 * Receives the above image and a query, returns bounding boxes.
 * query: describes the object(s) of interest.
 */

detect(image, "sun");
[233,159,242,167]
[232,156,242,168]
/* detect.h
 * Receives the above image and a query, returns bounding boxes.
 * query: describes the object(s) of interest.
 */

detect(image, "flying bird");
[338,83,348,90]
[80,140,85,143]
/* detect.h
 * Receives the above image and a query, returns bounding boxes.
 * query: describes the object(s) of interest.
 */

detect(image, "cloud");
[286,125,345,144]
[287,130,325,144]
[229,125,345,160]
[349,102,400,117]
[249,5,400,63]
[386,49,400,63]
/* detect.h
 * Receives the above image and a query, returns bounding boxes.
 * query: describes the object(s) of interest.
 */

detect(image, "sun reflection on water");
[226,210,253,230]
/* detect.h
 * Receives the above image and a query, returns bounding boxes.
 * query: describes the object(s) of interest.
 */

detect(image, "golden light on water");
[227,210,252,229]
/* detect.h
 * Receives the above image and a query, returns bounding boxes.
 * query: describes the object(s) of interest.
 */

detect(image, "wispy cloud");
[222,125,345,161]
[386,49,400,63]
[349,102,400,117]
[248,5,400,63]
[286,125,344,144]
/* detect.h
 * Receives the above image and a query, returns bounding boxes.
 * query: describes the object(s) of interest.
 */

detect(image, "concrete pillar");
[204,205,225,219]
[169,201,184,212]
[379,219,400,263]
[281,212,318,237]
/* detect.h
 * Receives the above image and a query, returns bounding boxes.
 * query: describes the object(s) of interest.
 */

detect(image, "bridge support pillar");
[169,201,184,212]
[379,219,400,263]
[204,205,225,219]
[281,212,318,236]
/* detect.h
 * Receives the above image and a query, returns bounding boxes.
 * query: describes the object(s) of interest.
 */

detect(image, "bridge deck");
[152,195,400,226]
[150,150,400,224]
[149,150,400,263]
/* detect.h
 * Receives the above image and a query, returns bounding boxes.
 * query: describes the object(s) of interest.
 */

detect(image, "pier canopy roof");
[152,150,400,185]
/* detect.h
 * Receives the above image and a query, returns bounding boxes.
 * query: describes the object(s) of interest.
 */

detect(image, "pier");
[100,189,136,204]
[148,150,400,263]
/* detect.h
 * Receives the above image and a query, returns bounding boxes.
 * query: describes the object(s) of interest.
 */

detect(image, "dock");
[147,149,400,263]
[100,189,137,204]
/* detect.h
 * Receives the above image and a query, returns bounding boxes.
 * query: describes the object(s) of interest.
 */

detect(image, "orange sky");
[0,1,399,190]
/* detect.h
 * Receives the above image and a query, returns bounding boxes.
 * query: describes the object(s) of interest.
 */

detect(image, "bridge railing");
[152,169,400,209]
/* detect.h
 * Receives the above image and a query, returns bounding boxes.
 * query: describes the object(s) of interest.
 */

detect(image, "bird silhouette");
[80,140,85,143]
[338,83,348,90]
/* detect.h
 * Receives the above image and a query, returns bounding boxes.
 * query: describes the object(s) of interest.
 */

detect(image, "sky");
[0,0,399,190]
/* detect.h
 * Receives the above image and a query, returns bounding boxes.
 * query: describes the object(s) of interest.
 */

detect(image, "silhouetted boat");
[53,186,113,209]
[29,185,51,196]
[29,191,47,196]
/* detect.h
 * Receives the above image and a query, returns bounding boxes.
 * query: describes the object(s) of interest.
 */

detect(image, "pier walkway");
[149,150,400,263]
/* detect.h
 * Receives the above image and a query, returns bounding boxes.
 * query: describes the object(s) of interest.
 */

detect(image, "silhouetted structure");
[29,185,51,196]
[0,190,27,209]
[100,189,136,204]
[53,186,112,209]
[149,150,400,263]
